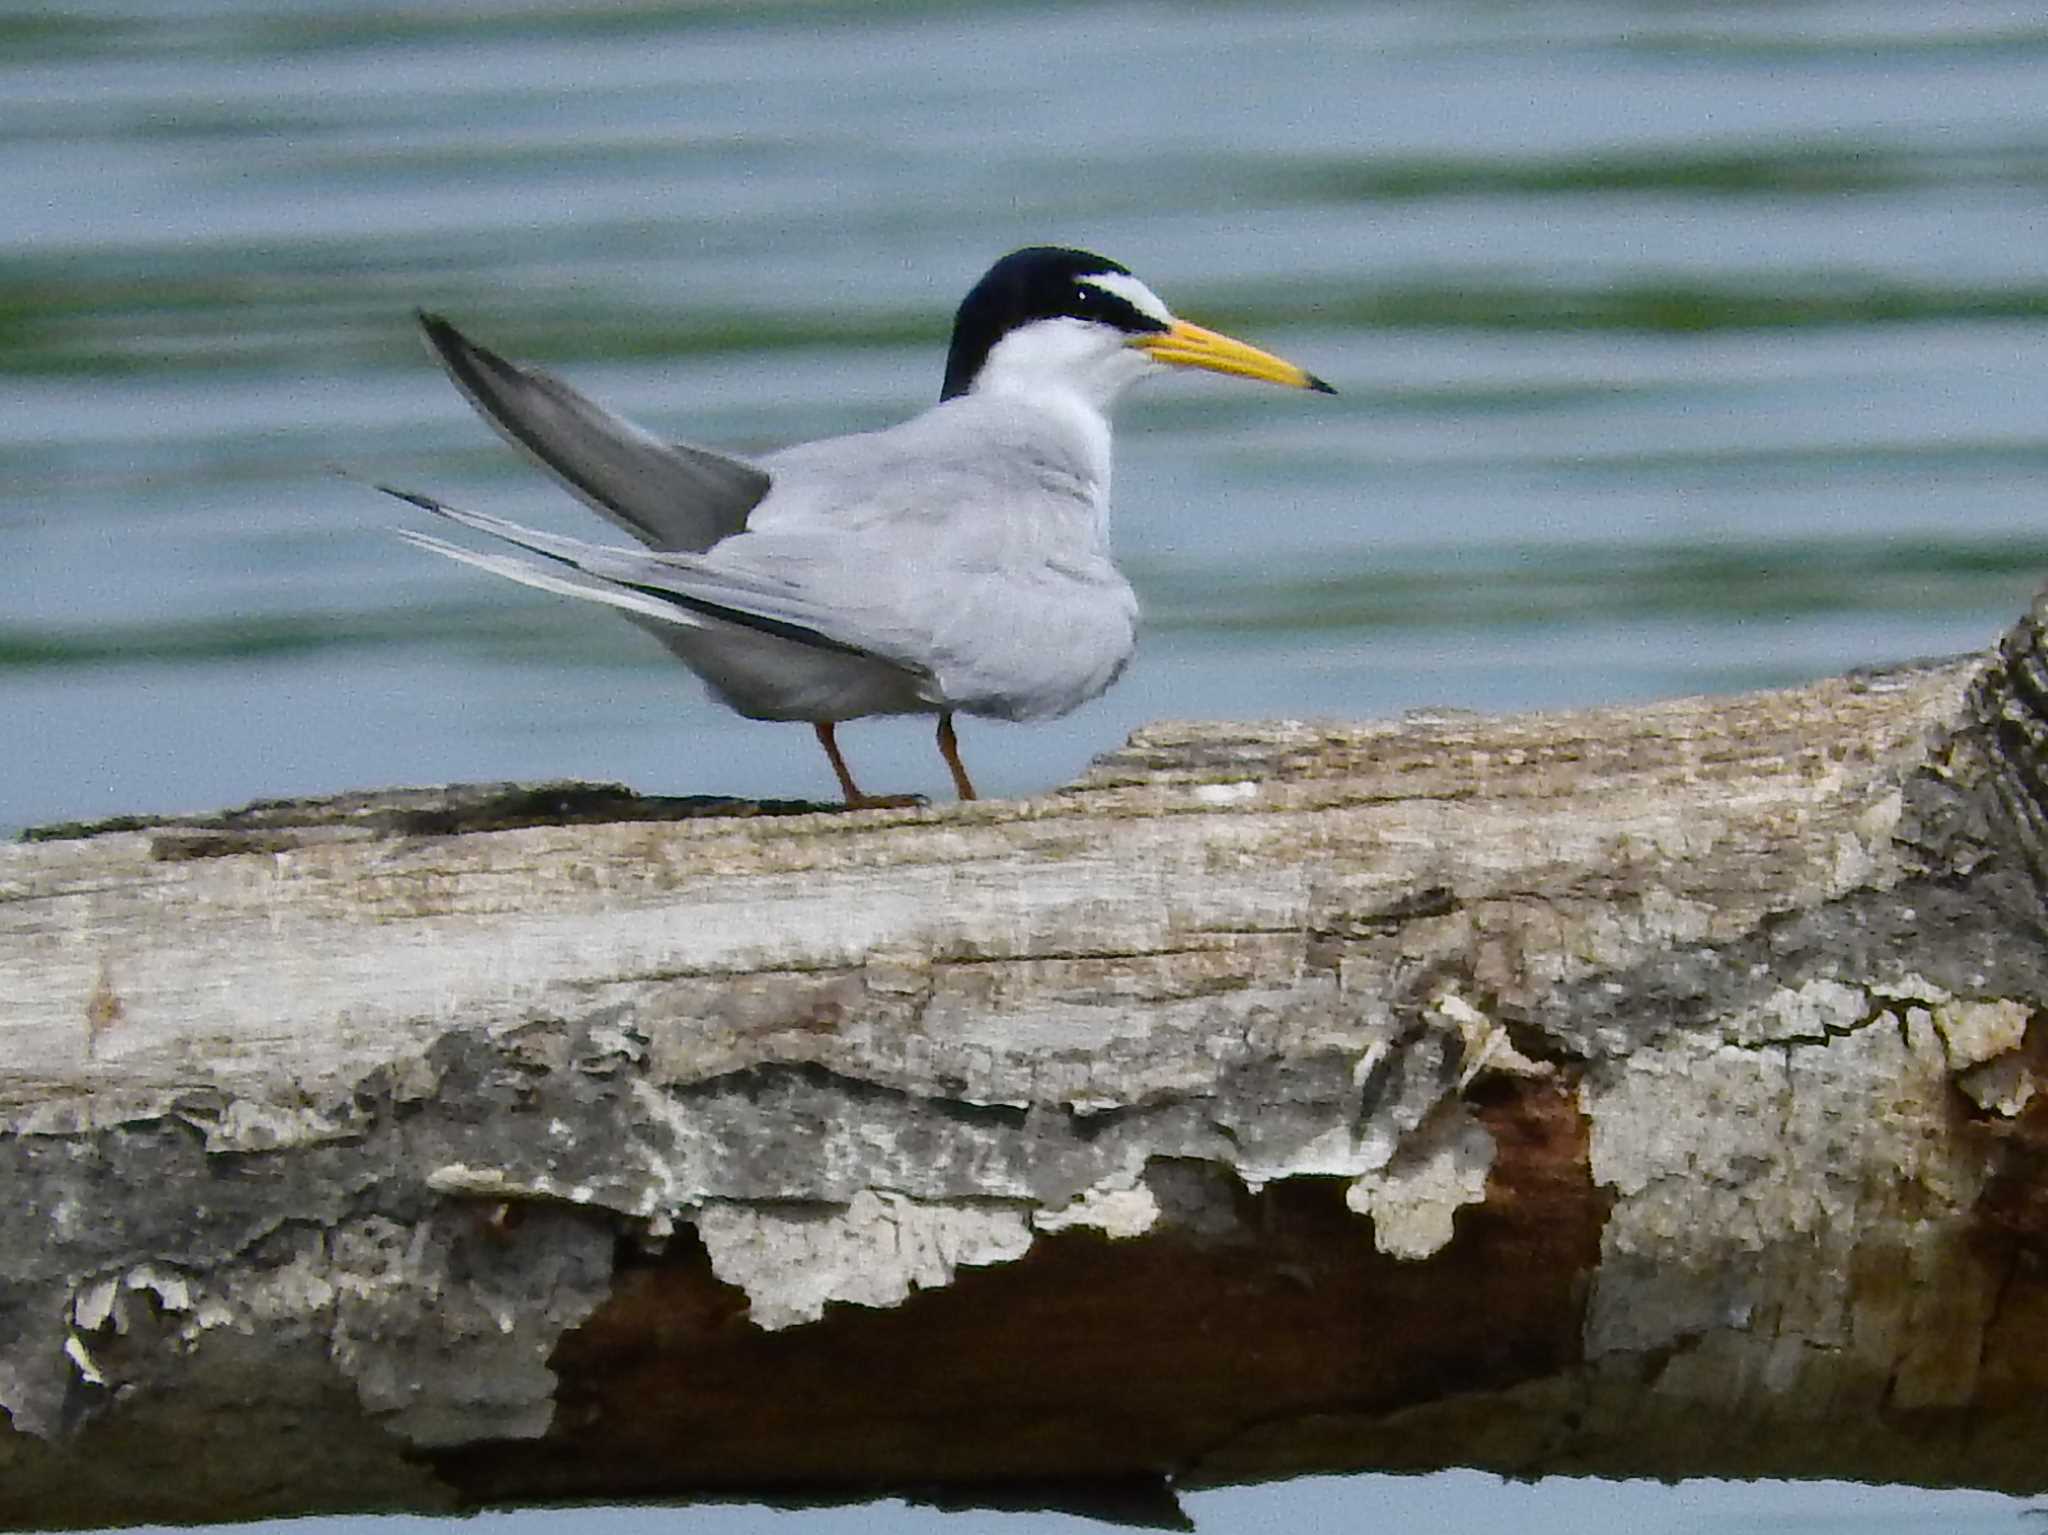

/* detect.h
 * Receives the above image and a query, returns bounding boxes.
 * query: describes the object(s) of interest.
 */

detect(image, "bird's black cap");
[940,247,1169,401]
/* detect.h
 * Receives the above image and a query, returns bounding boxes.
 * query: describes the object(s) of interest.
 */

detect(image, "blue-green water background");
[13,0,2048,830]
[10,1,2048,1529]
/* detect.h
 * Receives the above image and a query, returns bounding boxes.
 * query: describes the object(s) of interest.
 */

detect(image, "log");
[7,593,2048,1532]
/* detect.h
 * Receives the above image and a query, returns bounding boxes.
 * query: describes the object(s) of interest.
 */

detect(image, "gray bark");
[6,596,2048,1531]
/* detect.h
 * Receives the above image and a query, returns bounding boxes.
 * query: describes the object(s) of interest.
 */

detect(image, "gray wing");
[418,312,771,553]
[382,486,935,681]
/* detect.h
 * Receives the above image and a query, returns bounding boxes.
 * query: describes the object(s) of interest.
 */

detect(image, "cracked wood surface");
[6,597,2048,1529]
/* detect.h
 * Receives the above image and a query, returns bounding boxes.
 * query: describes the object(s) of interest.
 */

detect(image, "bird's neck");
[979,381,1117,507]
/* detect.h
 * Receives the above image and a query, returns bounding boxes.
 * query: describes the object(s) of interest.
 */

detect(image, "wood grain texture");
[6,598,2048,1529]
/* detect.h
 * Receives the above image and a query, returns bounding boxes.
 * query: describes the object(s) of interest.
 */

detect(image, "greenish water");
[8,4,2048,1529]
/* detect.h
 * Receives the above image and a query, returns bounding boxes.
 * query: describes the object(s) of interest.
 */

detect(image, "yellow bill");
[1133,320,1335,394]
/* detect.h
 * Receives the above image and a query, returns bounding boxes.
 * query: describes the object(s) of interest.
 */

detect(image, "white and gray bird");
[384,246,1332,806]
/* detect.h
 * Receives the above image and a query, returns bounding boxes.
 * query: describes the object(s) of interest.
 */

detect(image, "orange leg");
[812,722,921,810]
[813,721,863,804]
[936,711,977,801]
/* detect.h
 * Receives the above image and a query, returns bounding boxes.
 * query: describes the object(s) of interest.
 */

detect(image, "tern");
[385,246,1332,807]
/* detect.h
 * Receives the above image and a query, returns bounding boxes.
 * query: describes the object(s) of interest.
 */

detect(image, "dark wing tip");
[415,310,477,365]
[413,310,528,401]
[372,482,450,516]
[1305,373,1337,396]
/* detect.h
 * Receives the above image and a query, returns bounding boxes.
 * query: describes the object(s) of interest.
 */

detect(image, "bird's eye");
[1072,285,1116,323]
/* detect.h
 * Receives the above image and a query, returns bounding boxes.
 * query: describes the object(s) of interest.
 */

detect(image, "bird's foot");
[841,792,928,812]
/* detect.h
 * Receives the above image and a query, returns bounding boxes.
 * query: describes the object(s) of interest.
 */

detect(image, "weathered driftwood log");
[7,596,2048,1533]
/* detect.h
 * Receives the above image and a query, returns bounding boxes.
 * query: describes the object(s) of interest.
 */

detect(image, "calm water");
[10,1,2048,1530]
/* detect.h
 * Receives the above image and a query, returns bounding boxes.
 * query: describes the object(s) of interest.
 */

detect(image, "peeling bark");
[7,597,2048,1530]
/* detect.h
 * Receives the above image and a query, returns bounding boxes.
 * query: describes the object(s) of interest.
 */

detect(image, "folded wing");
[381,485,934,683]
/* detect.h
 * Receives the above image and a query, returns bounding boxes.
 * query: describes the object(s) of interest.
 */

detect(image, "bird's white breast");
[746,387,1137,721]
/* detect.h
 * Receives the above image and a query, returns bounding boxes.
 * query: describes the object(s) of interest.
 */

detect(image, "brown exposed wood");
[424,1071,1600,1509]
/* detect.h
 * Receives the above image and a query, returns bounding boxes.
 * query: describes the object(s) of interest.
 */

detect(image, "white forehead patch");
[1081,271,1175,326]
